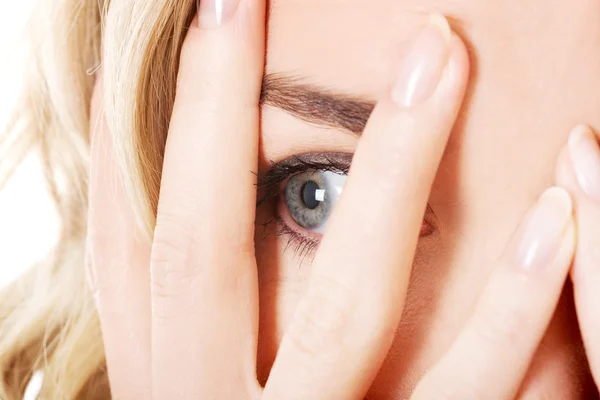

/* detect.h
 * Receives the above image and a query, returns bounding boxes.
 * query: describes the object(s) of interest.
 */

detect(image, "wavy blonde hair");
[0,0,195,397]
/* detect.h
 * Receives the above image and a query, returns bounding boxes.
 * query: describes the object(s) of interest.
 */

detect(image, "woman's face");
[253,0,600,397]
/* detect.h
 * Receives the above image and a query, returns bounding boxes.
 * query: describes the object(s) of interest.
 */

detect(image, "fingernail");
[568,125,600,201]
[392,14,452,108]
[198,0,240,28]
[514,187,572,270]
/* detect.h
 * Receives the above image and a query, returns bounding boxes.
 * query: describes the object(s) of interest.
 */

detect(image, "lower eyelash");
[259,195,321,265]
[273,215,319,265]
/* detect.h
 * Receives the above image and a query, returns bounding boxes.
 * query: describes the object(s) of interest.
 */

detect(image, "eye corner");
[420,205,438,238]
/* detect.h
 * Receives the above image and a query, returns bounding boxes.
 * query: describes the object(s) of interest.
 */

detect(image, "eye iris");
[301,180,321,210]
[284,170,345,233]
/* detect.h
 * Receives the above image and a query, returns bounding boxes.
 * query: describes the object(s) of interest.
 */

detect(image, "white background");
[0,2,62,397]
[0,0,59,289]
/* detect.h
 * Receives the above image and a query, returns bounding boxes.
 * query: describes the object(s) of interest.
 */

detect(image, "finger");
[86,77,151,397]
[263,17,470,399]
[149,1,266,397]
[412,187,575,400]
[556,124,600,387]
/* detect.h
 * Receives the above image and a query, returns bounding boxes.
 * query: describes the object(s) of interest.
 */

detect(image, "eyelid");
[256,152,353,207]
[257,151,437,262]
[263,152,353,172]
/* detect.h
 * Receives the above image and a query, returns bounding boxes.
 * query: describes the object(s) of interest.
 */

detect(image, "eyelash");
[256,153,351,261]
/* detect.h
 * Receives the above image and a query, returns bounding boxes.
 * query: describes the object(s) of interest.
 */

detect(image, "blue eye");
[284,170,346,233]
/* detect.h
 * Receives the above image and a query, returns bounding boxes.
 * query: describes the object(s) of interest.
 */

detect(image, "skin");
[86,0,600,398]
[259,0,600,397]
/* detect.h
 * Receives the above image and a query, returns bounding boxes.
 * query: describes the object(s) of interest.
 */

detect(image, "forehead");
[266,0,426,98]
[263,0,600,234]
[265,0,600,146]
[265,0,600,101]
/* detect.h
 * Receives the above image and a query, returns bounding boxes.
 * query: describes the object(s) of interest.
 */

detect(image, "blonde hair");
[0,0,195,397]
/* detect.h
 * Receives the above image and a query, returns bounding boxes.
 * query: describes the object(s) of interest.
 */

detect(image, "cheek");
[364,236,481,398]
[366,243,591,398]
[252,192,590,396]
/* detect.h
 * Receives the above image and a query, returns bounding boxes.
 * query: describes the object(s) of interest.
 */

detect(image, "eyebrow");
[260,73,376,136]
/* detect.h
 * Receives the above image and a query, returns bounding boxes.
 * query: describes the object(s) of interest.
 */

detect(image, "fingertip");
[569,123,594,142]
[428,13,452,42]
[197,0,241,29]
[565,218,586,284]
[448,33,470,87]
[567,124,600,202]
[561,218,577,267]
[555,127,594,199]
[424,32,469,116]
[177,0,266,104]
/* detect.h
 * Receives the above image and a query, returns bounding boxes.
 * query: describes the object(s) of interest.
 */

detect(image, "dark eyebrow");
[260,73,376,136]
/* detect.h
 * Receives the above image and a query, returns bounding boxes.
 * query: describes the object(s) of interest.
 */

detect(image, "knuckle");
[285,277,356,358]
[150,205,254,304]
[150,213,199,302]
[152,208,199,264]
[150,239,197,300]
[150,232,192,266]
[150,254,199,325]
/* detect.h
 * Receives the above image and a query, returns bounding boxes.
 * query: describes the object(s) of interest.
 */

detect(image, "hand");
[556,124,600,390]
[86,1,576,398]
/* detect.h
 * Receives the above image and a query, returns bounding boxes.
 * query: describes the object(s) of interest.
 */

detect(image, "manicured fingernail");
[392,14,452,108]
[198,0,240,28]
[568,125,600,201]
[514,187,572,270]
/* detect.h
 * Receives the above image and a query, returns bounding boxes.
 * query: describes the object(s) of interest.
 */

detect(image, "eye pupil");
[301,180,321,210]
